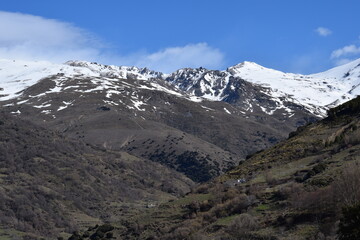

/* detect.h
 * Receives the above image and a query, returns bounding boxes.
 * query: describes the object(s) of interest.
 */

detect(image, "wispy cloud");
[331,44,360,59]
[0,11,103,62]
[0,11,225,73]
[131,43,224,73]
[330,44,360,66]
[315,27,332,37]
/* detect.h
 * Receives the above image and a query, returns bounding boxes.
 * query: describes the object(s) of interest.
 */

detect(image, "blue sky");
[0,0,360,73]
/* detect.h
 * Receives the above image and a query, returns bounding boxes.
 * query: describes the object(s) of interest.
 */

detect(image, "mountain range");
[2,58,360,115]
[1,59,360,180]
[0,57,360,239]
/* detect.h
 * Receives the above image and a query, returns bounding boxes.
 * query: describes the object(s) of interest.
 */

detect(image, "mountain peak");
[229,61,266,70]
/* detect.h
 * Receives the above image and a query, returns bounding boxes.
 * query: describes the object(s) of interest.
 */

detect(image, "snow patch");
[224,107,231,114]
[57,100,74,111]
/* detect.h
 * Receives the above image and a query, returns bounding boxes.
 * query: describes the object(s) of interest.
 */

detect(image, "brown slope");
[0,111,193,239]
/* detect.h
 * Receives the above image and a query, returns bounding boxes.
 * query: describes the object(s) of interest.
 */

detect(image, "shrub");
[105,232,114,238]
[209,194,252,219]
[227,213,259,237]
[338,203,360,240]
[82,231,90,238]
[265,171,276,186]
[97,224,114,233]
[333,161,360,206]
[290,185,334,213]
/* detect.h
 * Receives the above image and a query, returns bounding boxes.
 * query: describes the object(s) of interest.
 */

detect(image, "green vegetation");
[327,95,360,119]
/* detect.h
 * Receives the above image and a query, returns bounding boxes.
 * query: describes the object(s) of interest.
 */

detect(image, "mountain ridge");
[1,58,359,118]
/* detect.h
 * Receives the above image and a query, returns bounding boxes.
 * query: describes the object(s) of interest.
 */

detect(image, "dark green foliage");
[312,162,327,174]
[68,232,83,240]
[82,231,90,238]
[96,224,114,233]
[105,232,113,238]
[303,162,328,181]
[176,151,217,182]
[338,203,360,240]
[90,230,104,239]
[149,150,219,182]
[327,96,360,119]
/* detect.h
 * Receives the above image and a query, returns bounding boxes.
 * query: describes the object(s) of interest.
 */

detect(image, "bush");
[333,161,360,206]
[105,232,113,238]
[265,171,276,186]
[97,224,114,233]
[227,213,259,237]
[338,203,360,240]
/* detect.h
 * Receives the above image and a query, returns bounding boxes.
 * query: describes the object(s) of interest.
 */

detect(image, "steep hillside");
[0,111,193,239]
[106,96,360,240]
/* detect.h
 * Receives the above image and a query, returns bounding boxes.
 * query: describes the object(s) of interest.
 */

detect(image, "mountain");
[107,96,360,240]
[0,59,311,182]
[0,58,359,183]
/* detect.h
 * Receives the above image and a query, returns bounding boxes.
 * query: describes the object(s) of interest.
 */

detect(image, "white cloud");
[0,11,225,73]
[331,44,360,59]
[131,43,225,73]
[0,11,103,62]
[329,44,360,67]
[315,27,332,37]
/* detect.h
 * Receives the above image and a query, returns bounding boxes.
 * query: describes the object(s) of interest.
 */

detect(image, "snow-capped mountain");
[166,59,360,117]
[0,57,320,167]
[1,58,359,118]
[0,59,165,100]
[4,57,357,181]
